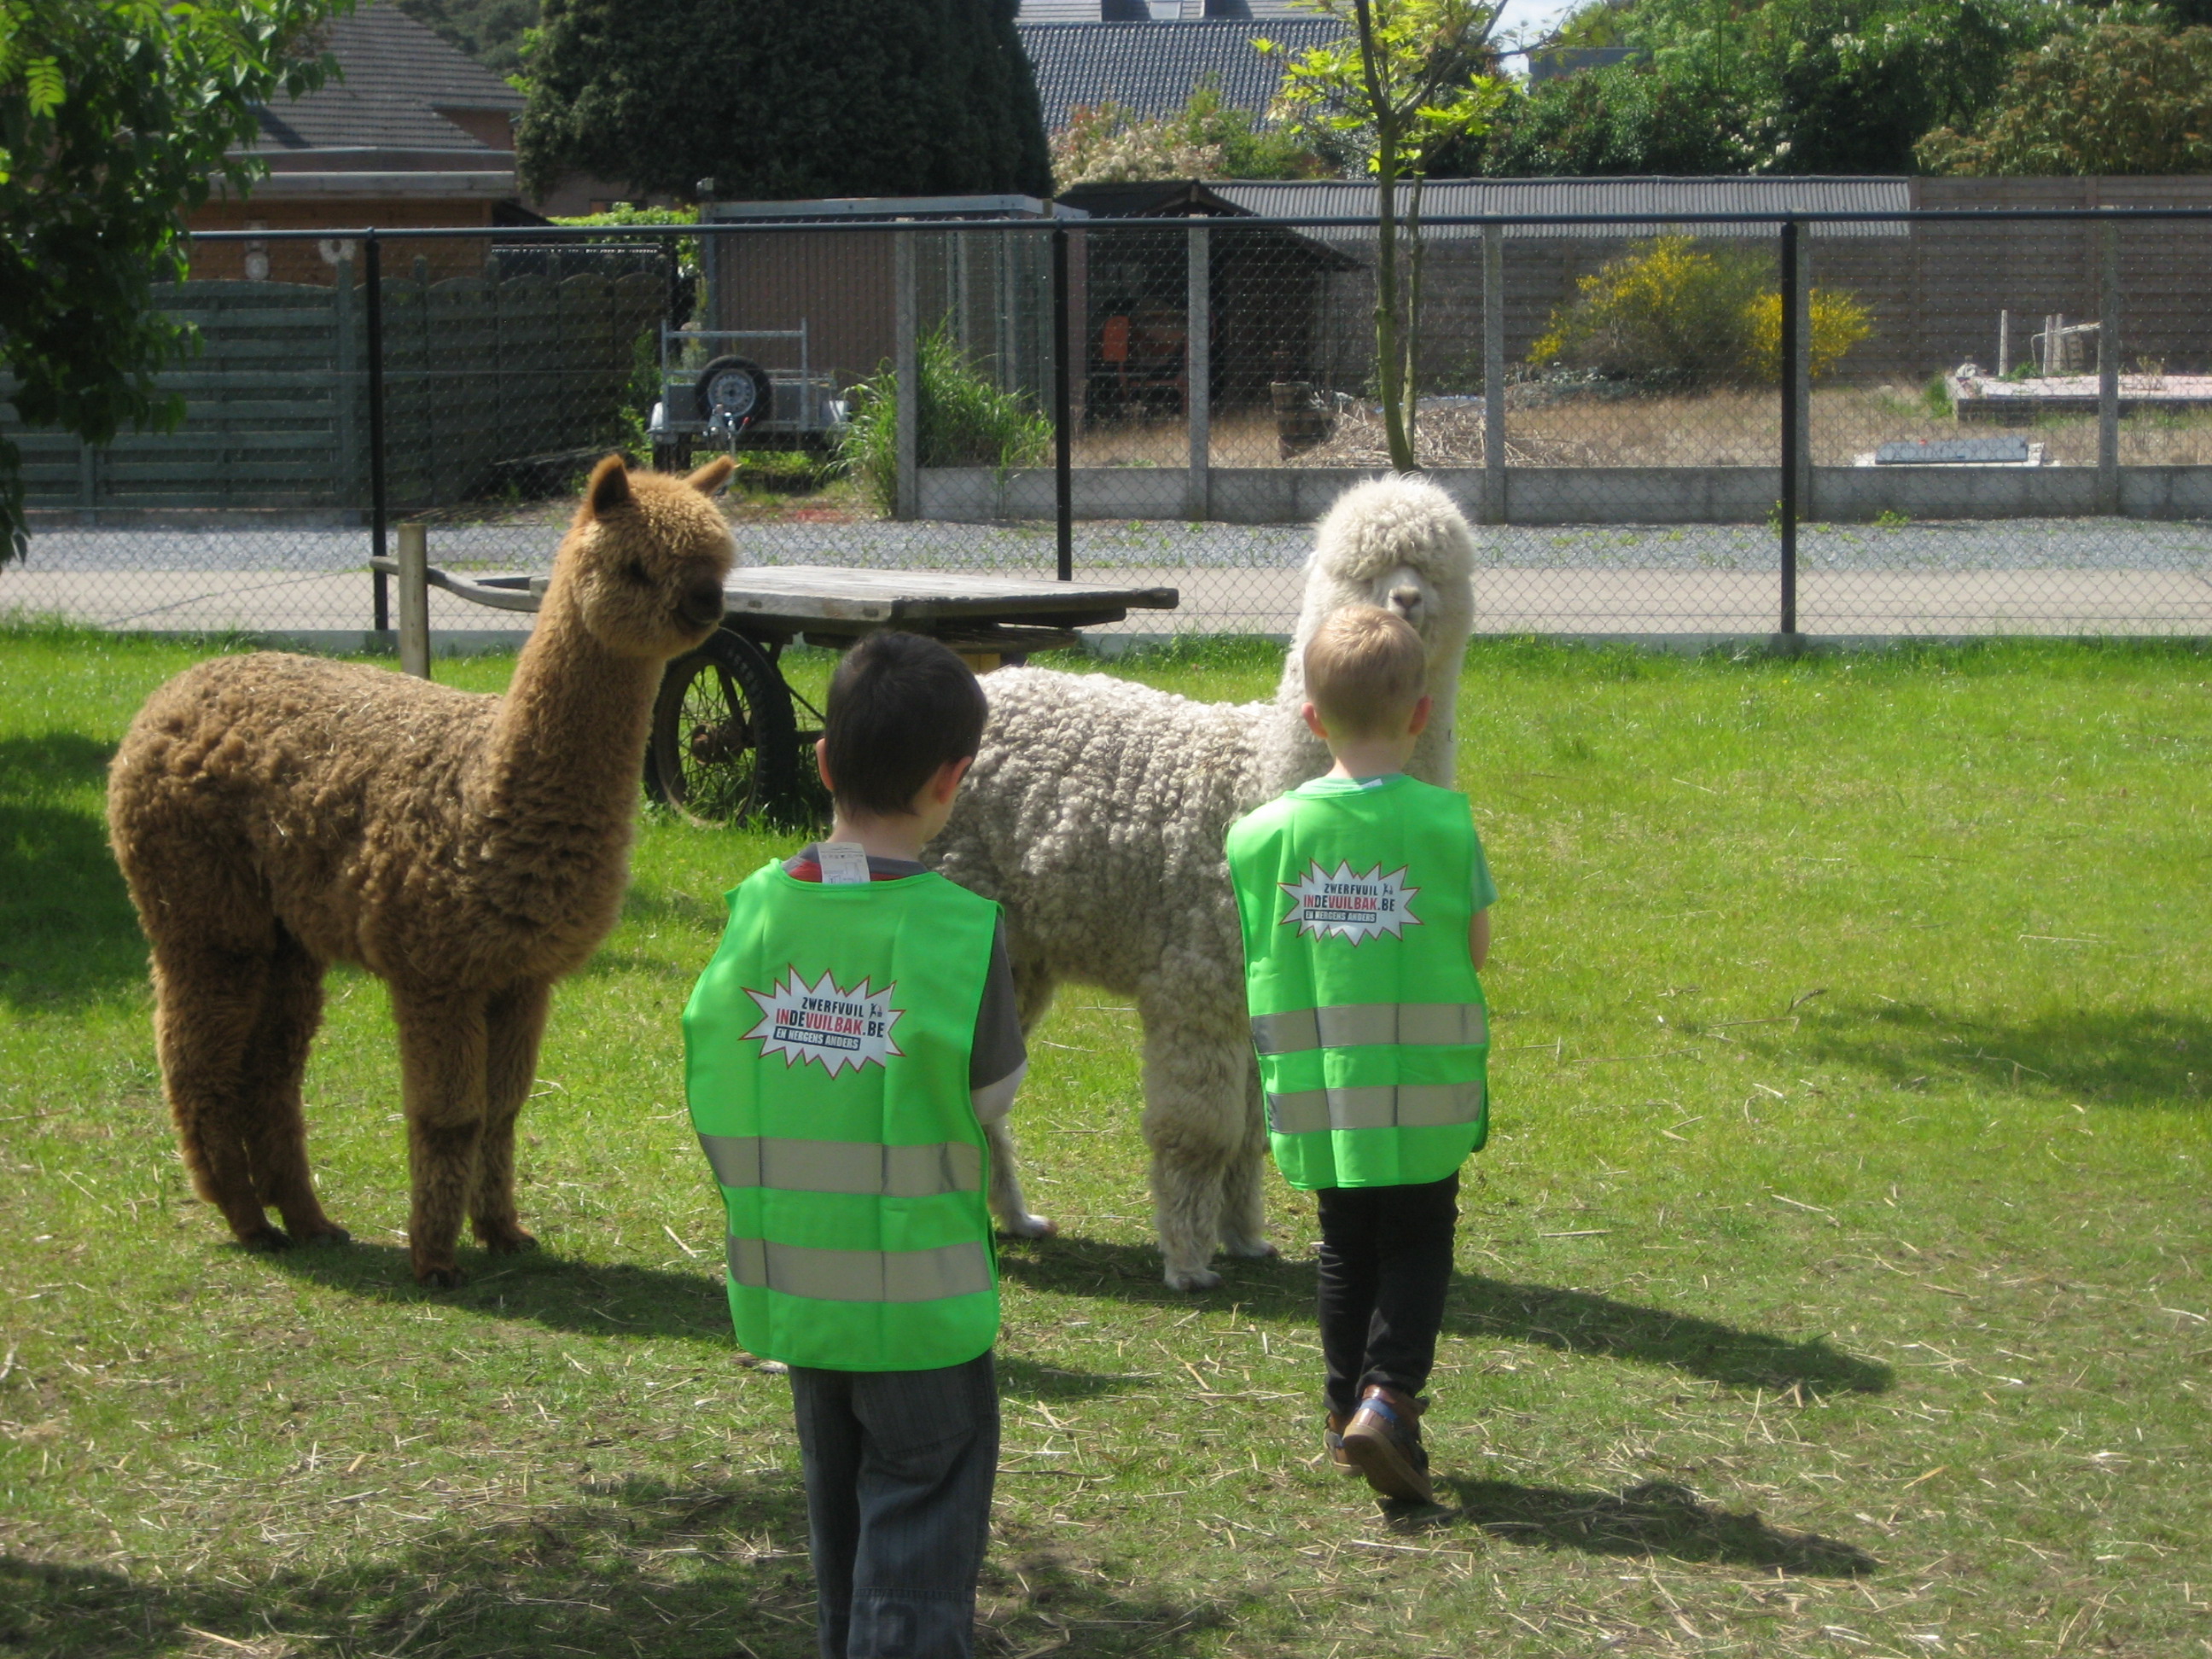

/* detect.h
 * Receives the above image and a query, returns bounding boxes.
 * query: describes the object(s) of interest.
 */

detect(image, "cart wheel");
[646,632,797,826]
[695,355,773,428]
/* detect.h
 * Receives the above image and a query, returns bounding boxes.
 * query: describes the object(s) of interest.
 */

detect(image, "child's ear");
[1407,695,1434,736]
[1301,701,1329,741]
[814,737,835,795]
[931,754,975,806]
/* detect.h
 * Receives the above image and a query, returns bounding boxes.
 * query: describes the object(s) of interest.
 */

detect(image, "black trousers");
[1314,1172,1460,1420]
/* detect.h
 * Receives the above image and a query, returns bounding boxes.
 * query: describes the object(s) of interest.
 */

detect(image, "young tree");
[1915,21,2212,175]
[518,0,1051,205]
[0,0,341,565]
[1263,0,1506,472]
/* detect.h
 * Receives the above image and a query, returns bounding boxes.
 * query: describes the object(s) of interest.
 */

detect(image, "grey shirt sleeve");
[969,918,1027,1123]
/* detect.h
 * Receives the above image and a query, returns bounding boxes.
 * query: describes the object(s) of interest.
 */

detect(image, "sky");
[1491,0,1582,64]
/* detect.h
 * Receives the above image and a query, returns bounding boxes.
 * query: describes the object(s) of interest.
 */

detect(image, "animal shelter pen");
[4,206,2211,645]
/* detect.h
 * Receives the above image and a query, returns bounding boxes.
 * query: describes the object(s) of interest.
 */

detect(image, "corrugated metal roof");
[1210,177,1912,236]
[250,1,521,156]
[1018,18,1346,131]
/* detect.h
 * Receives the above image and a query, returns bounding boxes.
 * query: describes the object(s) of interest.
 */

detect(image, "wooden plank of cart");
[373,558,1179,825]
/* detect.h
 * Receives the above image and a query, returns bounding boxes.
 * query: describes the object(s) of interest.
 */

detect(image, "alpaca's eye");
[624,559,650,585]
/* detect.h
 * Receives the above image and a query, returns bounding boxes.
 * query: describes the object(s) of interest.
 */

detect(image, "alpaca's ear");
[586,455,632,518]
[688,456,736,497]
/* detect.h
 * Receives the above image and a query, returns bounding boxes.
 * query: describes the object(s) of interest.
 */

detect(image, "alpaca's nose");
[1389,585,1425,621]
[680,578,725,629]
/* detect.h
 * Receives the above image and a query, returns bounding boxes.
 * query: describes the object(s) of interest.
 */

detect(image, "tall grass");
[839,323,1052,513]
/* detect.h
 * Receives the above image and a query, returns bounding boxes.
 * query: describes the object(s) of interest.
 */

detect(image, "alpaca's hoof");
[292,1221,352,1247]
[998,1213,1056,1240]
[1165,1265,1222,1292]
[238,1225,293,1253]
[1223,1237,1279,1260]
[413,1260,464,1289]
[474,1220,538,1254]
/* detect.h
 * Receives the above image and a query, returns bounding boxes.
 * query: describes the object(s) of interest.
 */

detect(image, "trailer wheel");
[646,631,797,826]
[695,355,773,428]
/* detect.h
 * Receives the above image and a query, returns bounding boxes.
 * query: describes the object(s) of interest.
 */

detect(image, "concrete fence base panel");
[917,466,2212,527]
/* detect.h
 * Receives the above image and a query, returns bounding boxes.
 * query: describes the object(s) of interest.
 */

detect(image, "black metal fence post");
[1777,218,1800,641]
[1052,223,1072,583]
[365,231,390,635]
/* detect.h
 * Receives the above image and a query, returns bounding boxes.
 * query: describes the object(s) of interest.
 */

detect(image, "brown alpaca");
[107,456,736,1285]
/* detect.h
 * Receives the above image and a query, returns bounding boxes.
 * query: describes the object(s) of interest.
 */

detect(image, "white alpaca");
[929,476,1478,1289]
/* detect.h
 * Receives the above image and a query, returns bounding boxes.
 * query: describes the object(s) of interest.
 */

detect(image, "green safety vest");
[1225,775,1489,1190]
[683,860,1001,1371]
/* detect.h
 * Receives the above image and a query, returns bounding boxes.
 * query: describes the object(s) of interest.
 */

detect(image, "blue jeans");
[787,1349,999,1659]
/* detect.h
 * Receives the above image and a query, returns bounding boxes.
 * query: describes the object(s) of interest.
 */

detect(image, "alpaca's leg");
[1216,1049,1278,1261]
[986,1119,1054,1240]
[470,979,550,1254]
[235,925,347,1245]
[149,941,288,1249]
[393,988,488,1287]
[1137,1010,1254,1292]
[989,960,1058,1239]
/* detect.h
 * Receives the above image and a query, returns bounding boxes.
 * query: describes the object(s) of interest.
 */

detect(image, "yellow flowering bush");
[1530,235,1872,386]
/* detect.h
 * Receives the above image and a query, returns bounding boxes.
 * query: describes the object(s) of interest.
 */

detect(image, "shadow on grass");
[1427,1476,1878,1576]
[262,1242,1144,1400]
[998,1235,1890,1395]
[0,733,148,1014]
[0,1473,1229,1658]
[1771,998,2211,1110]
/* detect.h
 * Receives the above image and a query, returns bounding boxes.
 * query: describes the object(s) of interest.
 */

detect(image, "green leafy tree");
[1051,77,1341,187]
[1263,0,1507,472]
[1476,0,2053,177]
[1916,20,2212,174]
[518,0,1051,204]
[0,0,341,565]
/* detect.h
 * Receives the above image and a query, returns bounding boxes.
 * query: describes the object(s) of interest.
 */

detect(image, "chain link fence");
[5,210,2209,644]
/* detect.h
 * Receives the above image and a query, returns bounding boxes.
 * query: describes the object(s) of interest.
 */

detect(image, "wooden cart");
[374,559,1179,826]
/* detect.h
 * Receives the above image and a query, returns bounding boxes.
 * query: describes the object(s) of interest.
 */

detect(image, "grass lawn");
[2,622,2208,1659]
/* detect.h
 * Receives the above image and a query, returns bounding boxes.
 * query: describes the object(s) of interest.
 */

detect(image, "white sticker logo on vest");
[1278,861,1422,944]
[743,969,905,1075]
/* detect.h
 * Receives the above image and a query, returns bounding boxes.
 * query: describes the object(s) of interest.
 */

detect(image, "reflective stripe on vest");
[726,1235,994,1304]
[1249,1000,1487,1056]
[697,1133,983,1198]
[1266,1080,1486,1136]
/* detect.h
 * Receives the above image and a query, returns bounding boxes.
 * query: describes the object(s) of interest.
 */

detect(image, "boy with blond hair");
[1225,605,1493,1504]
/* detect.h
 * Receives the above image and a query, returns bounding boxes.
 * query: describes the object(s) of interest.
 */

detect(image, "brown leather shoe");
[1324,1412,1355,1474]
[1340,1384,1435,1503]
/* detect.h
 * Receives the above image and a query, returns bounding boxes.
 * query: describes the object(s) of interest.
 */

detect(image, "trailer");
[373,556,1179,826]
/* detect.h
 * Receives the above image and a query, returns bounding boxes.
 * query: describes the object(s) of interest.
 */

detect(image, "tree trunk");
[1353,1,1415,474]
[1402,170,1426,465]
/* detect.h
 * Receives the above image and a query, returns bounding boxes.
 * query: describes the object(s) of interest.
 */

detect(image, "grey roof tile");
[1018,17,1346,131]
[251,0,521,155]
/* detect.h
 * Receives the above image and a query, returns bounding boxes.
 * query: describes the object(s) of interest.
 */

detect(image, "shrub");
[1743,289,1876,381]
[840,325,1052,514]
[1051,78,1339,188]
[1530,235,1872,387]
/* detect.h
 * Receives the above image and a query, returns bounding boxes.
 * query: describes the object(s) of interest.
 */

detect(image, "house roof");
[1018,3,1315,19]
[1017,17,1347,131]
[250,0,521,159]
[1208,177,1913,237]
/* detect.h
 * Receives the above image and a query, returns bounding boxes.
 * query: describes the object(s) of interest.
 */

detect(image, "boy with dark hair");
[684,631,1026,1658]
[1225,605,1493,1505]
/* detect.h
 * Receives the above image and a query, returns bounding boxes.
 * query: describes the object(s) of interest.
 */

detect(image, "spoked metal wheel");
[646,631,797,826]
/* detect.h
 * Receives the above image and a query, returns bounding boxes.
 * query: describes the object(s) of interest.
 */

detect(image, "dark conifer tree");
[519,0,1051,202]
